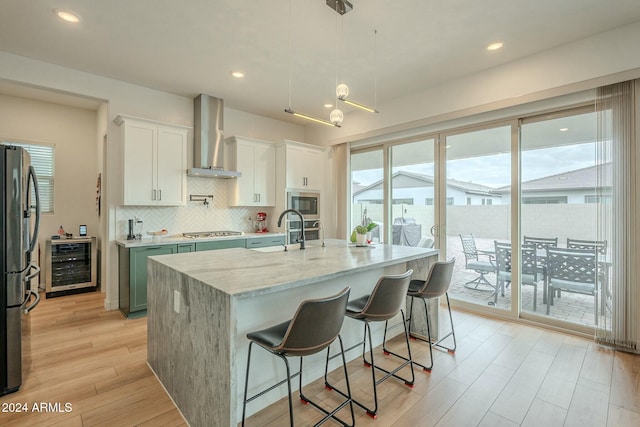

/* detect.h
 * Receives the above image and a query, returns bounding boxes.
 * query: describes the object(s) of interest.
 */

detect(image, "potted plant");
[354,225,369,245]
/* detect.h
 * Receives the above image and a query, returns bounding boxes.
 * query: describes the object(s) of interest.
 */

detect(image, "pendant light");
[337,29,379,114]
[329,1,344,126]
[284,0,341,127]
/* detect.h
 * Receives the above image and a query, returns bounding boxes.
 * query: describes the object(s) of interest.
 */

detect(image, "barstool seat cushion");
[246,320,291,350]
[345,295,371,318]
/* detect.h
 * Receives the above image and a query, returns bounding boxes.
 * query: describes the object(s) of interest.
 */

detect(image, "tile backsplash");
[116,177,276,239]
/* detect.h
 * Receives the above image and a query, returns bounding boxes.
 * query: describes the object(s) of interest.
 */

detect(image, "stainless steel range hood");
[187,94,242,178]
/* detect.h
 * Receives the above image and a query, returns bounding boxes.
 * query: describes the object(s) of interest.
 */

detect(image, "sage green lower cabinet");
[195,239,245,251]
[245,236,286,248]
[119,244,177,318]
[177,242,196,253]
[119,239,245,318]
[119,237,281,318]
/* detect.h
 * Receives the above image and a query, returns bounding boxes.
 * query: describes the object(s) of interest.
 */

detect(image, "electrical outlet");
[173,290,180,314]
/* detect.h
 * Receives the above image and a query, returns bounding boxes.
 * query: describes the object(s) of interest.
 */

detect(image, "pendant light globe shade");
[329,108,344,125]
[336,83,350,100]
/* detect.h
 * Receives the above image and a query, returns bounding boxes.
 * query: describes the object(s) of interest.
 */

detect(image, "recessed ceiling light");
[54,9,80,23]
[324,104,333,108]
[560,127,569,132]
[486,41,503,51]
[231,71,245,78]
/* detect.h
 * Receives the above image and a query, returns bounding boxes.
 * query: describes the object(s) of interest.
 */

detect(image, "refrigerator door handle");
[23,289,40,314]
[25,263,40,282]
[27,165,41,253]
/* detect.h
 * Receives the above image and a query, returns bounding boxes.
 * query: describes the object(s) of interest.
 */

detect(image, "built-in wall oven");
[286,191,320,243]
[288,219,320,244]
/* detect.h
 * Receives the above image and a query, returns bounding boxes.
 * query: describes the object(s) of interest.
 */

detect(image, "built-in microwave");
[287,191,319,219]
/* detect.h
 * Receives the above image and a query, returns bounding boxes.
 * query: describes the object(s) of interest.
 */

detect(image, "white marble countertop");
[115,232,285,248]
[148,238,438,298]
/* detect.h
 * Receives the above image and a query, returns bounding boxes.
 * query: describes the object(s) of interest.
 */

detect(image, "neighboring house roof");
[495,163,612,193]
[353,171,498,197]
[446,178,498,196]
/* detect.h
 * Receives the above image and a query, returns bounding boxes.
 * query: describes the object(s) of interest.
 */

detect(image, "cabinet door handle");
[257,193,261,202]
[159,189,162,200]
[152,189,156,200]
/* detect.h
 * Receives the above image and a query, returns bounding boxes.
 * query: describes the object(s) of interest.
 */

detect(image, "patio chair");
[567,238,607,255]
[523,235,558,299]
[459,234,495,291]
[567,238,609,313]
[493,242,539,310]
[545,247,600,325]
[523,236,558,249]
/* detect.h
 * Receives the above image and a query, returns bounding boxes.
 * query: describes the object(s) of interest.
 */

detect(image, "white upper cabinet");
[225,136,276,206]
[279,141,324,191]
[115,115,189,206]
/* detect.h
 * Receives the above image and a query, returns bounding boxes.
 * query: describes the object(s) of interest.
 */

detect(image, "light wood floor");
[2,291,639,426]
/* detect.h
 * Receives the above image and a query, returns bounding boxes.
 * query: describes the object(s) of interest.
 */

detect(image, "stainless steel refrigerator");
[1,144,41,395]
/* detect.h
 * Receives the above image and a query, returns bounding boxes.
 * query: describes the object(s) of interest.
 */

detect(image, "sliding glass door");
[443,124,513,311]
[348,99,613,333]
[351,148,385,242]
[390,139,436,248]
[520,107,601,329]
[351,138,437,245]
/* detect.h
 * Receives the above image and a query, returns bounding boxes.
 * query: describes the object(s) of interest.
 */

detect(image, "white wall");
[0,94,99,285]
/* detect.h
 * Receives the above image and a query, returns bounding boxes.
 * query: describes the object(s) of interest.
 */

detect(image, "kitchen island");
[146,239,438,427]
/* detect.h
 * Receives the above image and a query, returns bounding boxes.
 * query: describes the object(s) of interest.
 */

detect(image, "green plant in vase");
[354,225,369,245]
[350,225,369,243]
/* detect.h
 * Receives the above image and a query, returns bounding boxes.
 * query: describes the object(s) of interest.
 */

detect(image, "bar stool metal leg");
[326,310,415,419]
[399,293,457,372]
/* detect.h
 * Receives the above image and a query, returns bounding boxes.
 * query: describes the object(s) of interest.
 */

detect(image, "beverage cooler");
[45,237,97,297]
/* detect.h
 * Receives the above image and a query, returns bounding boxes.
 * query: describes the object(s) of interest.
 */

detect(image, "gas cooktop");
[182,231,243,239]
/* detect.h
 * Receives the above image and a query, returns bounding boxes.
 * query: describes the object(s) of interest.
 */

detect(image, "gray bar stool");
[241,287,354,427]
[385,259,456,372]
[325,270,414,418]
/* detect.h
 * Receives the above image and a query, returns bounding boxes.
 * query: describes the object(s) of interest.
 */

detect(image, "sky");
[353,142,597,188]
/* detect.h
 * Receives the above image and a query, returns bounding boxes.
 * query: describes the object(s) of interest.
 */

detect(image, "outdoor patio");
[445,236,609,328]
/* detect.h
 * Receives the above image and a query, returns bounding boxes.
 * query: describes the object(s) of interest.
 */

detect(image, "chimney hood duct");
[187,94,242,178]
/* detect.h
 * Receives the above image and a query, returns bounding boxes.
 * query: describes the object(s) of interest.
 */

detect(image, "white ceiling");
[2,1,640,123]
